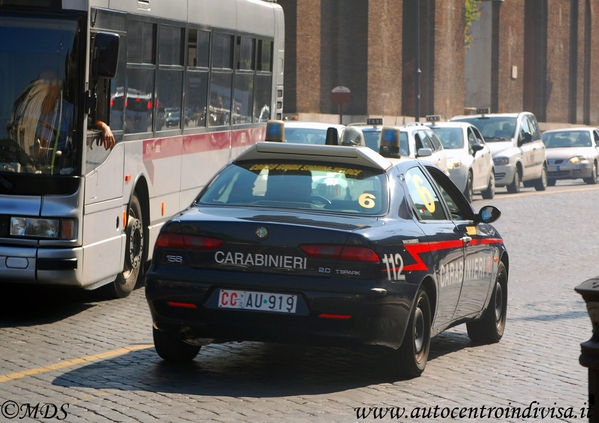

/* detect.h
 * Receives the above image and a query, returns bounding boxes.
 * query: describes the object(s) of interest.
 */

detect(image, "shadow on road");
[0,283,123,327]
[53,331,474,396]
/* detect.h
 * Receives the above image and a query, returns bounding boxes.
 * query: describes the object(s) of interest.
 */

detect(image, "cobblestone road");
[0,181,597,422]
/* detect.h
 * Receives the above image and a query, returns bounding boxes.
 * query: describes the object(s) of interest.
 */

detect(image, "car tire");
[584,162,598,185]
[113,194,146,298]
[463,172,473,202]
[547,178,556,186]
[534,165,547,191]
[153,328,201,362]
[391,289,432,379]
[506,169,520,193]
[481,172,495,199]
[466,262,507,344]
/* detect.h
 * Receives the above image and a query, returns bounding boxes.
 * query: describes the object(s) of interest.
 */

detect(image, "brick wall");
[545,2,571,122]
[496,0,525,113]
[366,0,402,117]
[295,0,322,113]
[433,0,465,119]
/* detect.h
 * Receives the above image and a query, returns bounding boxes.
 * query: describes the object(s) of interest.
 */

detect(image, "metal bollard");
[575,277,599,423]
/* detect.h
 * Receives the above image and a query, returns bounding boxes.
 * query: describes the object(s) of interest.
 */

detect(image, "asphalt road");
[0,179,597,422]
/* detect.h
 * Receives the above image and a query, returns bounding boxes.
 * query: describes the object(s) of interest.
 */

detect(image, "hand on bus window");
[95,120,115,150]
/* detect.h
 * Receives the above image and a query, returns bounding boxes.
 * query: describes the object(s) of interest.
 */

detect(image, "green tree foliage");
[465,0,481,47]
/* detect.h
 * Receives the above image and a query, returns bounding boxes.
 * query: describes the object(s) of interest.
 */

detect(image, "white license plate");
[218,289,297,314]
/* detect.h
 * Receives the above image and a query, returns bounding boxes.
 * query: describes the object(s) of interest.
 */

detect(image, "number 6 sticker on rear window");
[358,192,376,208]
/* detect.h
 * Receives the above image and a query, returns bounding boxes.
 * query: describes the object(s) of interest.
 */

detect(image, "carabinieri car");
[145,142,508,378]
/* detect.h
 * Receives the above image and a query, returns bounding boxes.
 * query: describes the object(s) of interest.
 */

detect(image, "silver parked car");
[427,120,495,201]
[541,128,599,185]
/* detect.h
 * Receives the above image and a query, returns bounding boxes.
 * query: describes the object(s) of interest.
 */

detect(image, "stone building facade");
[278,0,599,124]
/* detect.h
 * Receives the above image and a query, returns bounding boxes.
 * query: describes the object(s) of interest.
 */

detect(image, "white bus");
[0,0,285,297]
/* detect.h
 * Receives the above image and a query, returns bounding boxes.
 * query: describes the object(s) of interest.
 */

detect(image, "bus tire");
[113,194,146,298]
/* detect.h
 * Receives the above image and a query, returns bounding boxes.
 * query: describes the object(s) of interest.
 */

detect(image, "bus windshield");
[0,15,82,176]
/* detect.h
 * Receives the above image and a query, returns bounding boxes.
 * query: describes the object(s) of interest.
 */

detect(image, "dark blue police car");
[145,142,508,378]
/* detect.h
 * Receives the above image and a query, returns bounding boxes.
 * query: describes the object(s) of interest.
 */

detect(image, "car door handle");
[460,236,472,245]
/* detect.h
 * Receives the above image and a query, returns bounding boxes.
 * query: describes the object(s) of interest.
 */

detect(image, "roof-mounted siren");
[476,107,490,117]
[379,127,402,158]
[340,126,365,146]
[265,120,285,142]
[366,117,383,126]
[425,114,441,125]
[325,127,339,145]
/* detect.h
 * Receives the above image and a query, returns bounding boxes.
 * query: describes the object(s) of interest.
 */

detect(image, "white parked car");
[379,123,449,175]
[451,112,547,193]
[426,120,495,201]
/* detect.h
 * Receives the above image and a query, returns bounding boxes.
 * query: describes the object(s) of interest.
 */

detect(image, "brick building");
[278,0,599,125]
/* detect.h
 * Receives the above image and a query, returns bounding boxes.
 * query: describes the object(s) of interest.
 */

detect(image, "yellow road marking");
[0,344,153,383]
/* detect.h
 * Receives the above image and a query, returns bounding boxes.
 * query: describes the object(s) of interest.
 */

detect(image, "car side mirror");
[416,147,432,158]
[92,32,120,78]
[475,205,501,224]
[471,143,484,156]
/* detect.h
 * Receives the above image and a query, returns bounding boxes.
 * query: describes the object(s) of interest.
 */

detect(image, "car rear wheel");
[584,162,598,184]
[463,172,473,202]
[467,262,507,344]
[506,169,520,193]
[153,328,201,362]
[547,178,556,186]
[481,172,495,199]
[390,289,431,379]
[113,194,146,298]
[534,166,547,191]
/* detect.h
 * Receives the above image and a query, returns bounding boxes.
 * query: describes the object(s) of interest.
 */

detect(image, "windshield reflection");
[455,117,516,142]
[0,15,81,176]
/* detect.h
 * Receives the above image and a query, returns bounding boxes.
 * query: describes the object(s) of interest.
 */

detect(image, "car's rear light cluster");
[300,245,379,262]
[156,233,223,250]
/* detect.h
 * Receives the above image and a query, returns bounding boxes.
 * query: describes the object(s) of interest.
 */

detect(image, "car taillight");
[300,245,379,262]
[156,233,223,250]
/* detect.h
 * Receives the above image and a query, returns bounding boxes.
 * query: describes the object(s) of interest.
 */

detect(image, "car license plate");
[218,289,297,314]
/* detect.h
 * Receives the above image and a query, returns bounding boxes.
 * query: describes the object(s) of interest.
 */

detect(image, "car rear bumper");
[145,269,416,349]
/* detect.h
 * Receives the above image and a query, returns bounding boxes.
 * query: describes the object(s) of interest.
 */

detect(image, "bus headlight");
[10,217,77,240]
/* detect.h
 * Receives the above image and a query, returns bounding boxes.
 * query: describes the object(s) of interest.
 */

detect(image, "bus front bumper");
[0,245,83,286]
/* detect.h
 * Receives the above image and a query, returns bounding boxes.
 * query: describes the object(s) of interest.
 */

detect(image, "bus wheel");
[113,194,145,298]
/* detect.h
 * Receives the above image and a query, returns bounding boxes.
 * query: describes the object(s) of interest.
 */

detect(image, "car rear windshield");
[284,128,328,144]
[453,117,516,141]
[542,131,591,148]
[198,160,389,215]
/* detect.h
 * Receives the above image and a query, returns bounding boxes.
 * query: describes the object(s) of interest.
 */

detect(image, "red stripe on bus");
[142,127,266,162]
